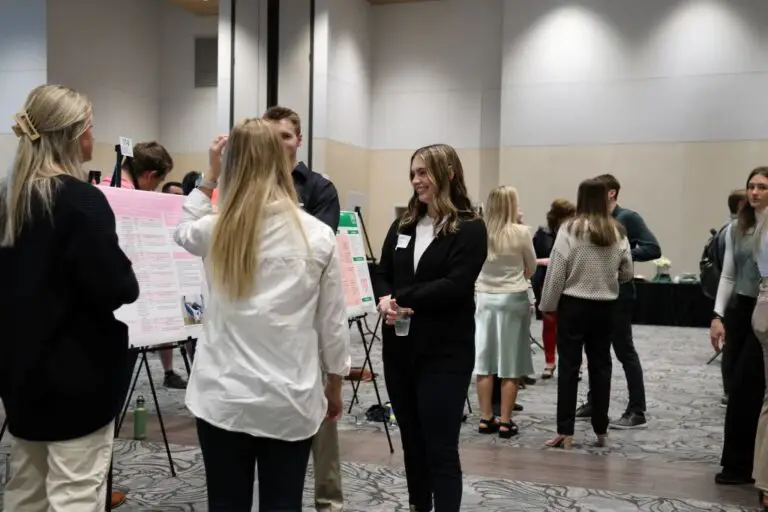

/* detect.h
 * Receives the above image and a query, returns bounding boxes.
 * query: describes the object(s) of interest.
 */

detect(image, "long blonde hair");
[485,185,528,260]
[0,85,91,247]
[209,118,308,301]
[399,143,476,235]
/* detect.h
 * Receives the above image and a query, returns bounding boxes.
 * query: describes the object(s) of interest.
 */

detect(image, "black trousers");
[384,352,472,512]
[585,297,646,414]
[196,418,313,511]
[721,305,738,396]
[557,296,615,436]
[720,294,765,476]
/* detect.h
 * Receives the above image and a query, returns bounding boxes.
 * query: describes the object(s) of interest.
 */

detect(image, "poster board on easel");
[99,186,208,348]
[337,211,377,320]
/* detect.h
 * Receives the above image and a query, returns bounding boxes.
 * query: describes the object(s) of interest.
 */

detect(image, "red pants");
[543,312,557,365]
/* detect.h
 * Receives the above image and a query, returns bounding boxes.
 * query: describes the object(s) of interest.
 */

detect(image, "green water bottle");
[133,395,147,440]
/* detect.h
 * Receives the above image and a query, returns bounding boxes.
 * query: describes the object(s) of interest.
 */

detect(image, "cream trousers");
[3,421,114,512]
[752,280,768,492]
[312,418,343,511]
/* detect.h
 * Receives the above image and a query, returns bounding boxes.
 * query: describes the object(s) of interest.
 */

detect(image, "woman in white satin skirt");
[475,185,536,438]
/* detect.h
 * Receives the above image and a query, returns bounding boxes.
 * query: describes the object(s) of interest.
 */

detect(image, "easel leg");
[347,314,384,412]
[363,314,382,343]
[117,354,142,437]
[355,319,394,454]
[348,320,375,414]
[142,353,176,477]
[179,341,192,377]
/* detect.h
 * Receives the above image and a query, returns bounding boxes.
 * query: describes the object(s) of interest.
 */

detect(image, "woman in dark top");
[0,85,139,511]
[531,199,575,379]
[377,143,487,512]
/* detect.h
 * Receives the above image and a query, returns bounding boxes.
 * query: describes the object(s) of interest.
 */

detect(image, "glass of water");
[394,309,411,337]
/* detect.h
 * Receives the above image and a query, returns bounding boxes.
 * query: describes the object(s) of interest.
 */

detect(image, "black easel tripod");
[347,314,394,454]
[115,338,194,476]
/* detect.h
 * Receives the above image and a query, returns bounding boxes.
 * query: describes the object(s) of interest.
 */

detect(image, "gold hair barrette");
[11,111,40,141]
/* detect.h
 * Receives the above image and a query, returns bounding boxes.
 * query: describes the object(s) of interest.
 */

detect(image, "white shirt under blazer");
[174,189,351,441]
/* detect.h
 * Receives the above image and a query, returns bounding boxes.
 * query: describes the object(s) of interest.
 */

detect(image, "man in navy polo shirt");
[264,106,344,512]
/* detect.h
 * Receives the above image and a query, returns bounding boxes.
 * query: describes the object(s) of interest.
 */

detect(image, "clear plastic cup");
[394,310,411,337]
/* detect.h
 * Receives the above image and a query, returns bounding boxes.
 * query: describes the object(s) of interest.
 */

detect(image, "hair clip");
[12,112,40,141]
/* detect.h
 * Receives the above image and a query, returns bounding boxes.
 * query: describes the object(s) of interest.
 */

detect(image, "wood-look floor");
[117,413,756,508]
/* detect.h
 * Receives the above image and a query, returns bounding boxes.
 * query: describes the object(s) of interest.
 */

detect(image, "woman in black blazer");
[377,143,487,512]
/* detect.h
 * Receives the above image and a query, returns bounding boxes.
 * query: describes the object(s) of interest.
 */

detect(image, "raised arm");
[173,189,216,257]
[395,219,488,311]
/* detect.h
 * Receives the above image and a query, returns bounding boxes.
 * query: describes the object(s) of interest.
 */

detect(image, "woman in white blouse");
[174,120,351,511]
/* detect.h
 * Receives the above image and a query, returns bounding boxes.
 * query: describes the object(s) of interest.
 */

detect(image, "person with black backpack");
[701,189,746,403]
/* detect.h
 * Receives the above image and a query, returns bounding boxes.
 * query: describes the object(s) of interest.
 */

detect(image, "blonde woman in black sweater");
[539,178,633,449]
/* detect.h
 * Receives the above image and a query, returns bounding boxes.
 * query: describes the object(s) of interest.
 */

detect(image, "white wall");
[0,0,46,135]
[500,0,768,146]
[369,0,768,150]
[0,0,46,164]
[326,0,371,149]
[47,0,161,146]
[369,0,503,150]
[160,2,218,154]
[278,0,312,163]
[230,0,269,126]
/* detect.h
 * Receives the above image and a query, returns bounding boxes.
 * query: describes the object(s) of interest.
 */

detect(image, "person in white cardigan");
[174,120,351,511]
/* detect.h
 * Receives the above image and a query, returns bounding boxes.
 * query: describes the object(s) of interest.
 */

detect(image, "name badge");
[396,234,411,250]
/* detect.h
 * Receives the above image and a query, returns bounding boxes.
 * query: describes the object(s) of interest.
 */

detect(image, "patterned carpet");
[0,320,748,510]
[0,440,749,511]
[113,319,727,465]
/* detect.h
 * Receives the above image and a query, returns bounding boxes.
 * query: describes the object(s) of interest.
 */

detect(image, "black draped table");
[633,280,713,328]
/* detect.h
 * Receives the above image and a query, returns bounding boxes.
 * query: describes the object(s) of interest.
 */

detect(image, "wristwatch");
[712,312,724,321]
[198,177,218,189]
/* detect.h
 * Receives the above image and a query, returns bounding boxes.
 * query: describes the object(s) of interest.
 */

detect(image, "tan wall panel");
[322,139,371,216]
[500,141,768,276]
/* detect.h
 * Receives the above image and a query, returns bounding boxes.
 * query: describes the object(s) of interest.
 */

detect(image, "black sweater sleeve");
[63,183,140,311]
[396,219,487,311]
[375,219,399,299]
